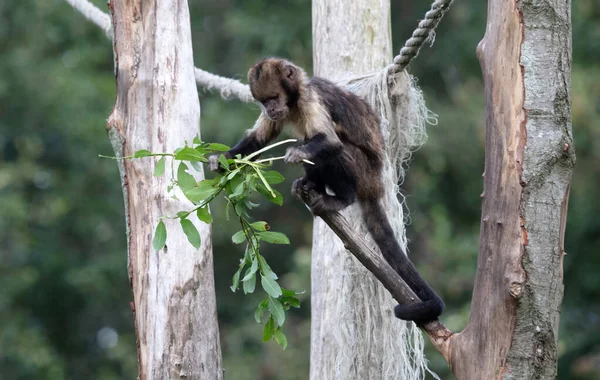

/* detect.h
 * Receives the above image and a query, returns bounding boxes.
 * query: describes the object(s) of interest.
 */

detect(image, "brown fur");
[212,58,444,322]
[247,58,384,201]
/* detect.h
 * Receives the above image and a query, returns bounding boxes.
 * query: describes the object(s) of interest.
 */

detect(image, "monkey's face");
[258,92,288,121]
[248,58,300,121]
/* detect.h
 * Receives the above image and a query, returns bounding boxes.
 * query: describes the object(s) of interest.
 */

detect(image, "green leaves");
[274,329,288,350]
[133,149,152,158]
[242,258,259,281]
[231,267,242,292]
[185,180,219,203]
[218,154,230,171]
[268,297,285,326]
[205,143,230,152]
[257,231,290,244]
[257,185,283,206]
[249,221,269,231]
[263,317,275,342]
[154,157,165,177]
[121,140,300,350]
[255,301,267,323]
[231,230,246,244]
[261,274,282,298]
[175,147,208,162]
[262,170,285,185]
[180,219,201,249]
[177,163,196,193]
[242,273,256,294]
[153,221,167,251]
[196,206,213,224]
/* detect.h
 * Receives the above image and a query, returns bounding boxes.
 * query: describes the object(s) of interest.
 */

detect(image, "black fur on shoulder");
[310,77,383,164]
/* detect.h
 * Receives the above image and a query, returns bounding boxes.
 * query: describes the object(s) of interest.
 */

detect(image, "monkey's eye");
[262,96,278,104]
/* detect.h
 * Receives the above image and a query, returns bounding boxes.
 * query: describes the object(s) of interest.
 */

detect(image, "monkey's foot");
[291,177,316,198]
[308,194,350,215]
[292,178,350,215]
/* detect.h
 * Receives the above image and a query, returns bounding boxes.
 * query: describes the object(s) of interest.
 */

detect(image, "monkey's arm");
[210,114,283,171]
[228,114,283,158]
[284,109,342,164]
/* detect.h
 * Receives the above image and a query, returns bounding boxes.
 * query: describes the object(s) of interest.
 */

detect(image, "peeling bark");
[310,0,572,378]
[505,0,573,378]
[107,0,222,378]
[446,0,573,378]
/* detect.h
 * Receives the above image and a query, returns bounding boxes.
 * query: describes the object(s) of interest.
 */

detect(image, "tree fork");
[304,0,573,378]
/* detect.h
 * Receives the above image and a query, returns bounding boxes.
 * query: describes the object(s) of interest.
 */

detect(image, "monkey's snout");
[267,110,285,121]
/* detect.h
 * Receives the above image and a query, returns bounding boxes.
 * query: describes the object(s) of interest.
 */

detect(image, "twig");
[255,155,315,166]
[296,188,453,358]
[245,139,298,160]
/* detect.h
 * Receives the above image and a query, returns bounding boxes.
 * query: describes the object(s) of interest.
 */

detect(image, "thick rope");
[193,68,254,103]
[66,0,452,103]
[391,0,454,73]
[66,0,254,102]
[65,0,113,38]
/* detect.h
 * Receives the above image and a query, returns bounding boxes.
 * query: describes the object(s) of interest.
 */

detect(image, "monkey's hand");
[284,147,310,164]
[208,155,224,172]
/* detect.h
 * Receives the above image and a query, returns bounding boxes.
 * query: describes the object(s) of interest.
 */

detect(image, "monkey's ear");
[283,64,297,80]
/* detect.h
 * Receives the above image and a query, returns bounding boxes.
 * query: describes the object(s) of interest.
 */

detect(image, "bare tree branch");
[297,188,453,360]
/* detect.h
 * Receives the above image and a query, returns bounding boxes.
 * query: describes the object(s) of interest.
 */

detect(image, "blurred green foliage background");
[1,0,598,379]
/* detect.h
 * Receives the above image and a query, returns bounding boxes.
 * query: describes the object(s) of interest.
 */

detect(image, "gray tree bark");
[310,0,573,378]
[442,0,573,378]
[107,0,222,379]
[502,0,572,377]
[310,1,427,379]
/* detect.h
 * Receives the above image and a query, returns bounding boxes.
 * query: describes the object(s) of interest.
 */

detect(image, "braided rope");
[65,0,113,38]
[67,0,453,102]
[391,0,454,73]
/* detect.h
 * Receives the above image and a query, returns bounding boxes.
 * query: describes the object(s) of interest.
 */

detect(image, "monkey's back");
[309,77,385,199]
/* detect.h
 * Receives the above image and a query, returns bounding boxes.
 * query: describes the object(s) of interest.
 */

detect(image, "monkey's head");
[248,58,302,121]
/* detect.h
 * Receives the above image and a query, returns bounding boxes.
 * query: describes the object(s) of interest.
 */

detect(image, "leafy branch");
[104,137,303,349]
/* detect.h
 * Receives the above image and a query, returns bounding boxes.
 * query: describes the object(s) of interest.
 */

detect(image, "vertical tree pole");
[311,1,428,379]
[107,1,222,378]
[446,0,573,377]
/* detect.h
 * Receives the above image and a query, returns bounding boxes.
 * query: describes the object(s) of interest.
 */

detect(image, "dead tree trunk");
[310,0,429,379]
[107,1,222,378]
[444,0,574,377]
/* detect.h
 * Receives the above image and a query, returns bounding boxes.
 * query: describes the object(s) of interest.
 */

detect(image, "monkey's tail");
[360,198,444,323]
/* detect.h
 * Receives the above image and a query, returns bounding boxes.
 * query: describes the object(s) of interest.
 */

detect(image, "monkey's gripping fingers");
[208,154,229,173]
[284,147,310,164]
[291,177,316,198]
[291,177,306,198]
[308,195,328,216]
[208,155,220,172]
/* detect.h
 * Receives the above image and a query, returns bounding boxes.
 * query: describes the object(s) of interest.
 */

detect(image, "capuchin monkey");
[209,57,444,323]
